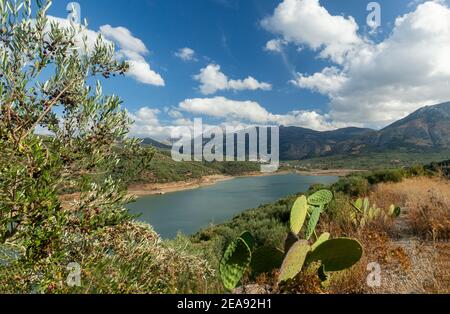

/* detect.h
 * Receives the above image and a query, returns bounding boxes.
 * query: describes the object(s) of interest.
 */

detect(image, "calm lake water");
[127,173,338,238]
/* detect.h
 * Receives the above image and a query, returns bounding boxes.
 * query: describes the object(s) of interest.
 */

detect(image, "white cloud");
[264,39,287,52]
[179,97,272,123]
[125,60,165,86]
[269,0,450,127]
[168,109,184,119]
[129,107,180,140]
[99,25,148,55]
[175,47,197,61]
[127,95,353,139]
[290,67,348,95]
[43,18,164,86]
[100,25,165,86]
[179,96,346,131]
[194,64,272,95]
[261,0,362,64]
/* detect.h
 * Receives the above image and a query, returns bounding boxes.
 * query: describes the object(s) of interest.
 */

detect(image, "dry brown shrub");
[433,243,450,293]
[277,265,325,294]
[326,229,393,294]
[371,177,450,240]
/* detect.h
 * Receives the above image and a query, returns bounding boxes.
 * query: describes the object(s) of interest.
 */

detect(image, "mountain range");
[143,101,450,160]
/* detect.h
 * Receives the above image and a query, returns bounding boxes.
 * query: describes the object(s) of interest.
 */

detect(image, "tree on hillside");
[0,0,153,260]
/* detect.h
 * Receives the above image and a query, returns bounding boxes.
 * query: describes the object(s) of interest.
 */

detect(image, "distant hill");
[142,102,450,161]
[368,101,450,149]
[280,102,450,160]
[142,138,172,150]
[279,127,373,160]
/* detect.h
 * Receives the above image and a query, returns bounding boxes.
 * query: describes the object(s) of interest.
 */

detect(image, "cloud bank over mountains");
[264,0,450,128]
[44,1,450,140]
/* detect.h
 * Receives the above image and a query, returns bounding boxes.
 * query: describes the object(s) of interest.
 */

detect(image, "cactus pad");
[389,205,401,217]
[278,240,310,283]
[311,232,330,251]
[290,195,308,234]
[307,190,333,206]
[219,233,253,290]
[305,205,322,240]
[363,197,370,212]
[250,246,284,275]
[239,231,255,251]
[318,264,329,282]
[284,231,299,254]
[354,198,363,210]
[306,238,363,272]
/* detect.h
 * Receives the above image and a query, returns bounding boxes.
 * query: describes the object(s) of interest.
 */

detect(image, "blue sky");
[46,0,450,140]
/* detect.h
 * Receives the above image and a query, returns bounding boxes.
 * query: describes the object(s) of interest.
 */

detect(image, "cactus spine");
[250,246,284,275]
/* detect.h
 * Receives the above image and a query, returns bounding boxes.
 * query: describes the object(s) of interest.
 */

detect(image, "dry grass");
[370,177,450,240]
[433,242,450,293]
[318,177,449,294]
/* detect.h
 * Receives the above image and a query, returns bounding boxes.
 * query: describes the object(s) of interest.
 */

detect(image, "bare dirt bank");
[128,174,234,197]
[60,169,363,203]
[127,169,362,197]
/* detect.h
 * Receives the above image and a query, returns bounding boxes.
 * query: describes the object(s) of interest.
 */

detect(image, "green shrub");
[332,175,369,197]
[0,223,217,294]
[366,169,405,185]
[405,165,426,177]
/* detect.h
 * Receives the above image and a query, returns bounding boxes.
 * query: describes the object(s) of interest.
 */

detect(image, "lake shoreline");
[128,171,343,238]
[60,169,364,204]
[127,168,364,198]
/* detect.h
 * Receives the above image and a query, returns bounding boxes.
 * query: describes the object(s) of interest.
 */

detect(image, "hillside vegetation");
[186,167,449,294]
[2,159,448,293]
[1,0,448,295]
[289,150,450,170]
[119,150,261,184]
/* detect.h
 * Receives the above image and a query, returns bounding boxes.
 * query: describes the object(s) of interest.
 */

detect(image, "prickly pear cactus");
[250,246,284,275]
[219,232,253,290]
[307,189,333,206]
[311,232,330,251]
[290,195,308,234]
[305,205,322,240]
[353,198,363,212]
[317,264,329,282]
[278,240,310,283]
[239,231,255,251]
[363,197,370,212]
[284,231,299,254]
[353,197,370,213]
[389,204,402,217]
[306,238,363,272]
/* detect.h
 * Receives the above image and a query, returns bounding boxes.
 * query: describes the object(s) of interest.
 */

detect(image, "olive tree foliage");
[0,0,154,259]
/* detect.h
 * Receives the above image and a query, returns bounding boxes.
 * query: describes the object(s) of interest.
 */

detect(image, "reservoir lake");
[127,173,338,238]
